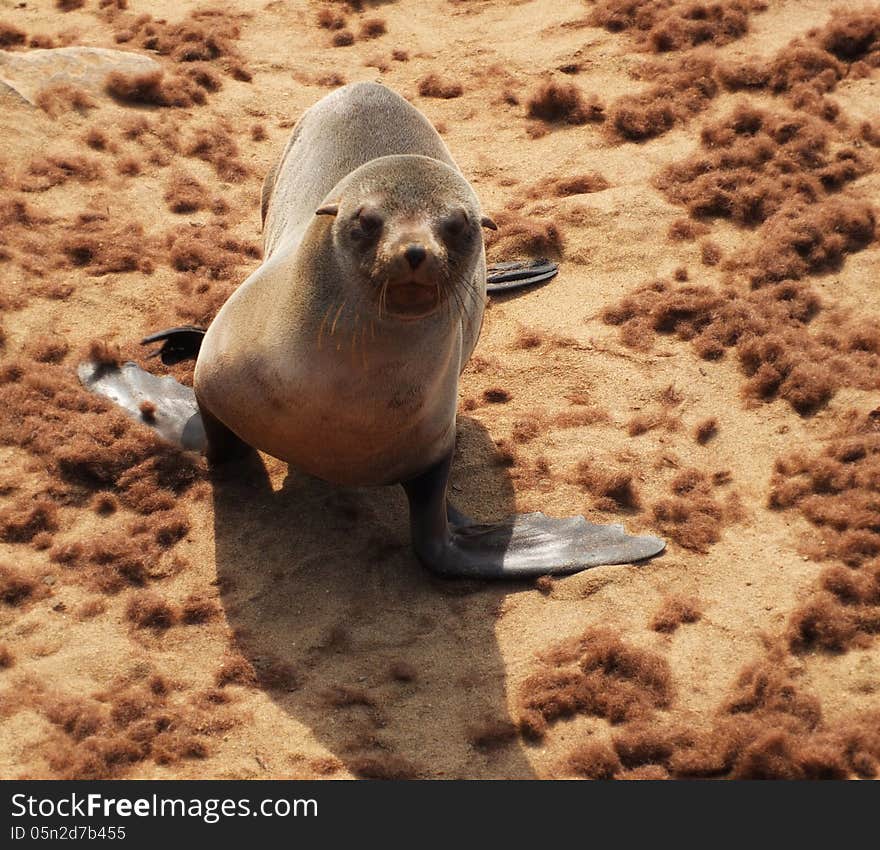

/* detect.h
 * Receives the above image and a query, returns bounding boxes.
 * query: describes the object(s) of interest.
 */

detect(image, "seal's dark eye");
[440,209,472,241]
[352,207,383,240]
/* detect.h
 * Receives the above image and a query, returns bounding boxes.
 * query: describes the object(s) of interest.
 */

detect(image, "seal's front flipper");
[405,454,664,579]
[141,326,206,365]
[77,361,206,451]
[444,512,665,577]
[486,259,558,293]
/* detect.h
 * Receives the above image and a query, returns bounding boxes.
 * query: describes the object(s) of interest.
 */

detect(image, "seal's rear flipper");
[404,453,664,579]
[77,361,206,452]
[486,259,558,293]
[141,326,206,365]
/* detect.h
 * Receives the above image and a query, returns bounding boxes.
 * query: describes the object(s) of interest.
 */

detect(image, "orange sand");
[0,0,879,779]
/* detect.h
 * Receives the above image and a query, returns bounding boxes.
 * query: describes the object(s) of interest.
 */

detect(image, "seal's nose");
[404,244,427,269]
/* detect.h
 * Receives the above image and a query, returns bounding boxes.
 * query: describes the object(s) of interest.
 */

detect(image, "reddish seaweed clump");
[0,563,46,606]
[163,171,209,214]
[107,7,250,81]
[417,74,463,99]
[0,498,59,543]
[651,468,734,553]
[590,0,761,53]
[572,461,641,511]
[769,410,880,568]
[0,22,27,48]
[650,594,703,632]
[125,591,178,630]
[105,70,208,108]
[563,740,622,779]
[484,210,565,262]
[518,627,673,738]
[609,54,718,141]
[526,81,604,125]
[657,104,870,227]
[35,84,96,117]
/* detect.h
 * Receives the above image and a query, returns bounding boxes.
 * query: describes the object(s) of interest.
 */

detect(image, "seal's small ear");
[315,204,339,217]
[480,215,498,231]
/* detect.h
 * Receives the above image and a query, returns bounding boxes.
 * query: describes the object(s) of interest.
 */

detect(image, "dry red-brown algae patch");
[163,171,209,214]
[35,84,95,118]
[0,499,59,544]
[331,29,355,47]
[182,122,250,181]
[522,173,609,200]
[650,468,736,553]
[602,270,878,415]
[484,211,565,261]
[467,718,518,753]
[0,563,48,607]
[656,104,870,227]
[608,53,719,142]
[417,74,463,99]
[347,754,421,780]
[19,151,103,193]
[517,627,673,738]
[0,21,26,47]
[557,651,877,779]
[526,80,605,126]
[317,8,346,30]
[562,740,621,779]
[55,212,157,277]
[105,70,206,108]
[717,8,880,119]
[125,590,179,632]
[29,673,232,778]
[215,653,257,688]
[668,218,709,241]
[769,412,880,567]
[482,387,511,404]
[180,594,220,625]
[105,6,250,81]
[767,412,880,654]
[590,0,762,52]
[572,461,641,511]
[359,18,386,39]
[650,594,703,632]
[695,417,717,444]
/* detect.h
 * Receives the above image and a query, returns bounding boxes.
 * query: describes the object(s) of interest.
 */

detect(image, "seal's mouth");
[382,279,441,320]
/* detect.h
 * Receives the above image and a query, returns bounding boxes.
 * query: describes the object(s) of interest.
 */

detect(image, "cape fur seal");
[81,81,665,578]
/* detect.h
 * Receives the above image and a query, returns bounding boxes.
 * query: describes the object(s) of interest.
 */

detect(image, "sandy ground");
[0,0,879,779]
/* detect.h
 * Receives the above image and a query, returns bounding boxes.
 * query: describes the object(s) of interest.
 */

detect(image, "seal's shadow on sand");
[213,416,536,779]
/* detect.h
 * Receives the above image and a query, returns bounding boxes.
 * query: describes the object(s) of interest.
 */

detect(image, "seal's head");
[315,155,496,320]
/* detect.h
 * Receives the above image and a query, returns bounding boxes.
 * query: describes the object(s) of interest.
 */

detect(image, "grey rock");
[0,46,160,106]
